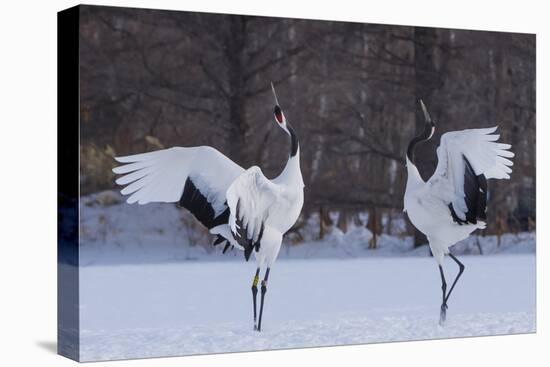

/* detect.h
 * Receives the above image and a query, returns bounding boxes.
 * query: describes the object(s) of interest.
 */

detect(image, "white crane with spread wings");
[112,84,304,332]
[404,100,514,325]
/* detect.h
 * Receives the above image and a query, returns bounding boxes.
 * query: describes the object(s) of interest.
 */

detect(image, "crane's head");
[419,99,435,140]
[271,82,290,135]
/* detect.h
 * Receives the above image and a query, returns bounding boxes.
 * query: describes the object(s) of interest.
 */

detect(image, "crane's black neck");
[287,122,299,157]
[406,121,435,164]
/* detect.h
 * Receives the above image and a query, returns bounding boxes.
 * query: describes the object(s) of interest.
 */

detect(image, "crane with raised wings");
[112,84,304,332]
[404,100,514,325]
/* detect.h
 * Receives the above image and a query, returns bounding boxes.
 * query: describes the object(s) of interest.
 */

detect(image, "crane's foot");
[439,303,448,325]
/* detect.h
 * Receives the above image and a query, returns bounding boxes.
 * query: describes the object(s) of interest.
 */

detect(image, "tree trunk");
[319,206,332,239]
[337,209,348,233]
[412,27,441,248]
[226,16,250,167]
[496,211,505,247]
[367,207,380,249]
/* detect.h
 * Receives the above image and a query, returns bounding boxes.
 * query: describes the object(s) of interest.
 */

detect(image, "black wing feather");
[179,178,237,256]
[449,156,488,225]
[179,179,262,259]
[178,178,229,230]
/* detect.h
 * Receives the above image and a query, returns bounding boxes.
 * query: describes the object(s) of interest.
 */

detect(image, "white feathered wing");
[226,166,280,245]
[428,126,514,221]
[112,146,243,215]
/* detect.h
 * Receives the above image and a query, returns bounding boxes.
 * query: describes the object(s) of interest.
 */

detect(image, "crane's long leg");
[251,268,260,330]
[256,268,270,332]
[444,253,465,305]
[438,254,465,325]
[439,265,448,325]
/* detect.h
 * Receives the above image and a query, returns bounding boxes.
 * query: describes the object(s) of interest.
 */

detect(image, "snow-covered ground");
[75,191,536,361]
[78,255,535,361]
[79,191,536,266]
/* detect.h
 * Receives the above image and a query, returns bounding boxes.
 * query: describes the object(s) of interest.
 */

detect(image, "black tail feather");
[244,245,253,261]
[231,199,263,261]
[448,203,468,225]
[213,235,225,246]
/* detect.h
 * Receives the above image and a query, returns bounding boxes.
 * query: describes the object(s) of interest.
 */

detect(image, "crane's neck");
[405,122,434,187]
[406,122,434,164]
[287,123,299,158]
[276,122,304,187]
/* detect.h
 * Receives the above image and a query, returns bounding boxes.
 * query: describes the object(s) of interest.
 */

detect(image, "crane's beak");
[419,99,434,126]
[271,82,280,107]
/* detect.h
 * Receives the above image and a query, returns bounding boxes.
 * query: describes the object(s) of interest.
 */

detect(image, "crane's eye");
[274,106,284,124]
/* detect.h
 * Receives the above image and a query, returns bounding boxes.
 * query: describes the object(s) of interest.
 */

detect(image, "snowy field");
[75,191,536,361]
[78,254,535,361]
[79,191,536,265]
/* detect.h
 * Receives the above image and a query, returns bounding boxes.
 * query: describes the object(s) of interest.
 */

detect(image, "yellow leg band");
[252,275,259,287]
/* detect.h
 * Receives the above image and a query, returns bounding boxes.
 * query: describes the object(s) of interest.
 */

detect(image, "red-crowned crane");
[112,84,304,332]
[404,100,514,325]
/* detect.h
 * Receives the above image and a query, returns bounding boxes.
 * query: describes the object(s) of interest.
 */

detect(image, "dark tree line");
[79,6,535,244]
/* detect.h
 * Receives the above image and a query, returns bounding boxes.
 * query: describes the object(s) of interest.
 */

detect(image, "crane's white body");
[404,156,484,264]
[238,153,304,268]
[404,127,514,265]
